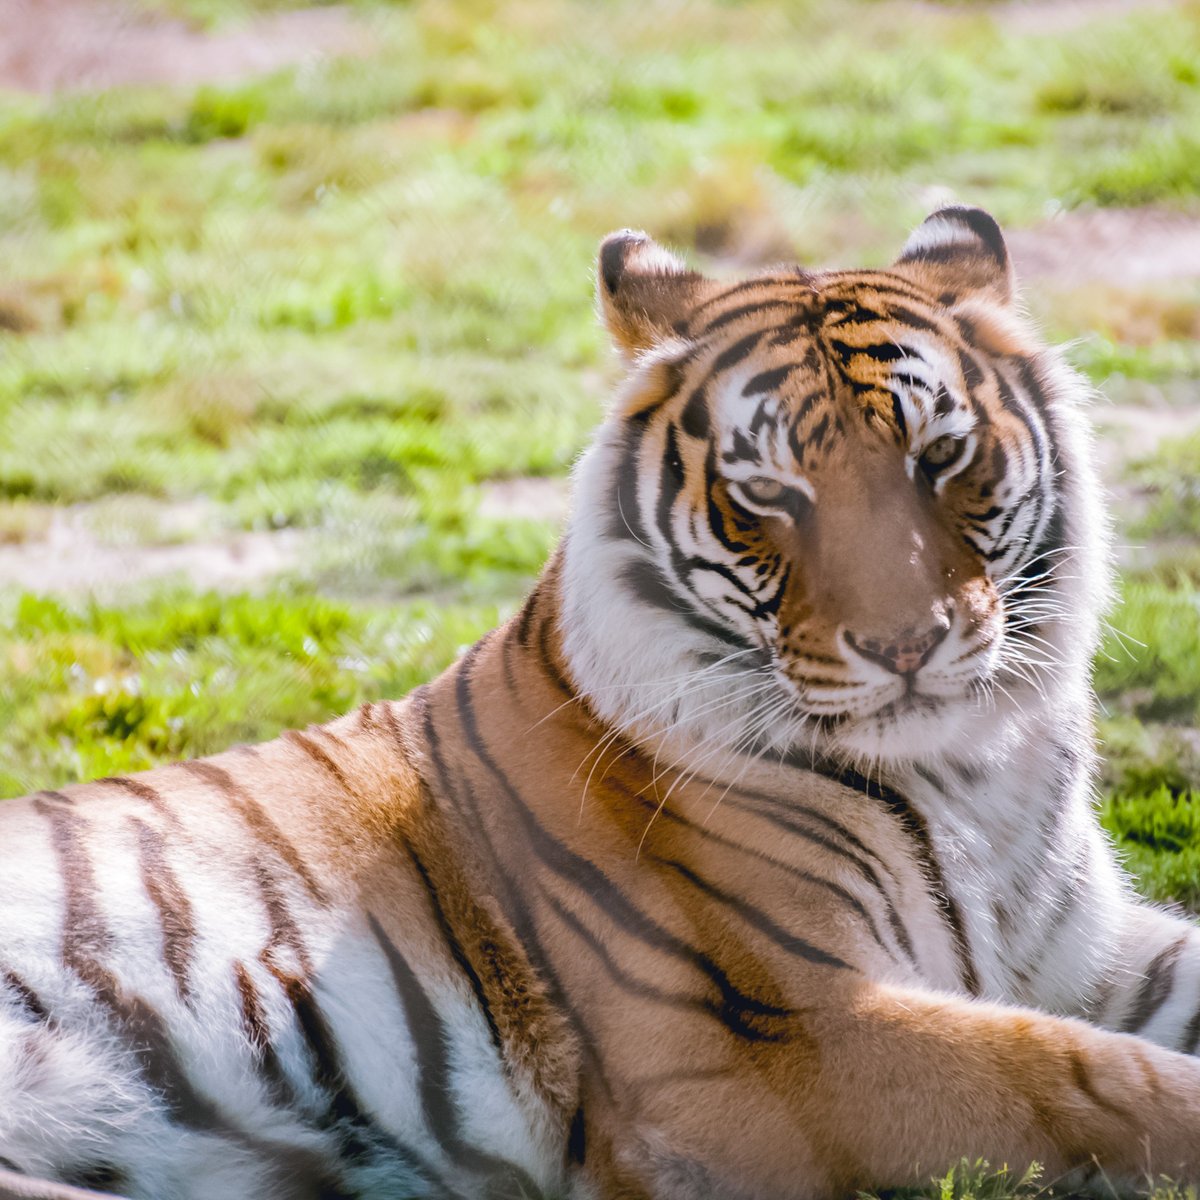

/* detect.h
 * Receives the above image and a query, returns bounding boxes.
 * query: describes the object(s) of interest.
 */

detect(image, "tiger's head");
[560,207,1109,771]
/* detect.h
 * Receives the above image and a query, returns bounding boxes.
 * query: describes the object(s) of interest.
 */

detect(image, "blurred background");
[1,0,1198,902]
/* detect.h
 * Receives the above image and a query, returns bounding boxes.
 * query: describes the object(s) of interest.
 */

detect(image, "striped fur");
[4,207,1200,1199]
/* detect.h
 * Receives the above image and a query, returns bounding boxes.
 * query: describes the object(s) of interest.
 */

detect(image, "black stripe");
[711,329,765,374]
[848,775,979,996]
[679,385,710,440]
[1181,998,1200,1055]
[181,761,327,905]
[271,967,451,1196]
[415,681,610,1101]
[284,729,356,796]
[717,795,915,965]
[405,847,504,1055]
[1122,935,1189,1034]
[543,890,703,1012]
[131,817,197,1004]
[454,666,795,1042]
[607,421,652,546]
[699,298,796,335]
[649,857,850,970]
[567,1106,586,1165]
[2,969,48,1021]
[233,960,295,1105]
[619,557,754,651]
[742,364,798,397]
[96,776,178,825]
[368,915,542,1197]
[616,782,901,961]
[829,337,906,364]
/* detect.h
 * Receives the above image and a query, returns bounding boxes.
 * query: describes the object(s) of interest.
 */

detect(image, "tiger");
[4,205,1200,1200]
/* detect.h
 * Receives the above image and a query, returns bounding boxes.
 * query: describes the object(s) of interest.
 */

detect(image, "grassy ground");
[1,4,1200,1187]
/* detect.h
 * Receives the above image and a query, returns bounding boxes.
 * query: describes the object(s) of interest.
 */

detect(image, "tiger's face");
[563,208,1104,768]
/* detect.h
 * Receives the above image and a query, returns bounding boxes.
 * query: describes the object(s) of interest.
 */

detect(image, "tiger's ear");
[597,230,712,357]
[893,206,1015,306]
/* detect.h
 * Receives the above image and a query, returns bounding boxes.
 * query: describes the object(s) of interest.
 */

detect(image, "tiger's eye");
[741,476,786,505]
[921,434,964,470]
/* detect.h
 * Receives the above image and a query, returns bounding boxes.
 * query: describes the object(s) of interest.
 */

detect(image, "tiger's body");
[5,208,1200,1200]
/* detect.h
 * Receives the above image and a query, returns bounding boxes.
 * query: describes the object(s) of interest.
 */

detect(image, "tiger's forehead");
[678,271,972,474]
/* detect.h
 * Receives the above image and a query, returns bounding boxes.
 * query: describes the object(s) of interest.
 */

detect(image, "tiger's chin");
[827,685,1022,768]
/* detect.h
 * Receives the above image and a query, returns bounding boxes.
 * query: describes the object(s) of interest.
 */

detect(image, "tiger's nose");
[844,618,950,676]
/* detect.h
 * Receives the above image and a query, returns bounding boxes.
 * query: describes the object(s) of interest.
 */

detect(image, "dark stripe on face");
[1182,998,1200,1055]
[180,761,327,906]
[742,364,798,397]
[607,421,653,546]
[704,452,750,558]
[698,298,798,336]
[1122,935,1189,1034]
[454,668,798,1043]
[829,337,906,365]
[1003,494,1065,605]
[620,558,755,652]
[711,329,766,374]
[994,370,1046,470]
[679,386,710,440]
[131,816,197,1004]
[686,277,808,324]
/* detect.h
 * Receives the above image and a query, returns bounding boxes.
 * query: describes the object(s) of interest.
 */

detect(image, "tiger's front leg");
[608,980,1200,1200]
[1090,900,1200,1053]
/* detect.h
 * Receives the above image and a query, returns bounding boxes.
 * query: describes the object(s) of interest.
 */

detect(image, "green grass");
[1126,432,1200,540]
[0,588,500,798]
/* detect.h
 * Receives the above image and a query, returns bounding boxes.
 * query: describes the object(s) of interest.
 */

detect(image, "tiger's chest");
[894,748,1115,1012]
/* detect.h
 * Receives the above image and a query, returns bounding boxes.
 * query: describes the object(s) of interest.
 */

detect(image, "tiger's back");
[0,702,575,1200]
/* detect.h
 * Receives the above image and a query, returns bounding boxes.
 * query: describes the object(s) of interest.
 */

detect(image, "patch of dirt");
[0,500,304,595]
[478,477,571,524]
[0,0,369,94]
[990,0,1177,35]
[1008,208,1200,288]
